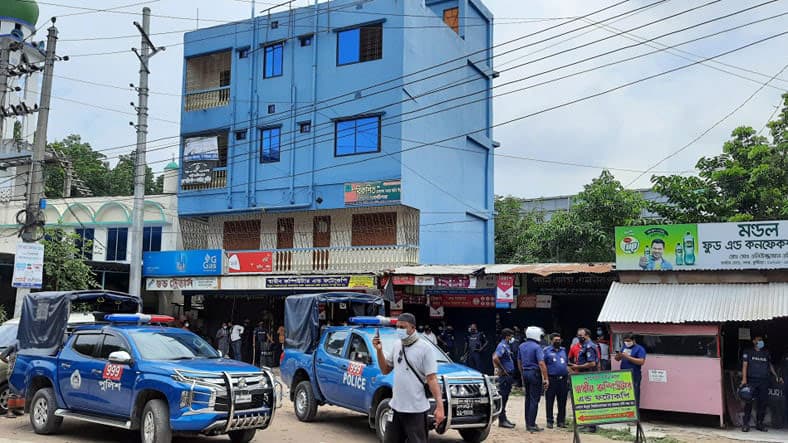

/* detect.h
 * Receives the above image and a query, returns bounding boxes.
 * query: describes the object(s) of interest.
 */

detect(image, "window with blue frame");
[75,228,95,260]
[106,228,128,261]
[260,127,281,163]
[335,116,381,156]
[142,226,163,252]
[337,22,383,65]
[264,42,284,78]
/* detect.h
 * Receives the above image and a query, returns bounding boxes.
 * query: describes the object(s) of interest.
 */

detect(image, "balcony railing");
[184,86,230,111]
[270,245,418,274]
[181,167,226,191]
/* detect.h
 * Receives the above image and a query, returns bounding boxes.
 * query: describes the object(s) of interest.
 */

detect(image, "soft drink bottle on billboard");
[675,243,684,265]
[644,246,650,260]
[683,232,696,265]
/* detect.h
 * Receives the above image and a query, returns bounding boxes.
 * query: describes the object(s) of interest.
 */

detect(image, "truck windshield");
[0,323,18,351]
[379,332,450,363]
[130,331,220,360]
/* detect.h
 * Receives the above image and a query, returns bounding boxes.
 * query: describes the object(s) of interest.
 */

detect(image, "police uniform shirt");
[518,339,545,371]
[384,338,438,414]
[495,340,515,374]
[743,347,771,380]
[576,341,598,371]
[467,332,486,352]
[543,346,569,377]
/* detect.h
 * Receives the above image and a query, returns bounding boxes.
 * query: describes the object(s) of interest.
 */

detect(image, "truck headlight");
[180,391,193,408]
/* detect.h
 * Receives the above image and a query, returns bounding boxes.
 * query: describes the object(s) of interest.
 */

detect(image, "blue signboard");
[143,250,222,277]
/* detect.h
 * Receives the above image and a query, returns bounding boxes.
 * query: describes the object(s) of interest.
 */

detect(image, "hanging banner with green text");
[570,370,639,426]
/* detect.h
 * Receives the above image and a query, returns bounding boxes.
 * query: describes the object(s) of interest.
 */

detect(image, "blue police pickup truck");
[10,291,280,443]
[280,293,501,442]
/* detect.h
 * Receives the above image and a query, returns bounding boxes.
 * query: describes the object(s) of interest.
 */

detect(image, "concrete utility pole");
[128,8,164,301]
[0,41,10,139]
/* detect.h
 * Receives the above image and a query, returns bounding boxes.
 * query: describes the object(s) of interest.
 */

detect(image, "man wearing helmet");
[518,326,549,433]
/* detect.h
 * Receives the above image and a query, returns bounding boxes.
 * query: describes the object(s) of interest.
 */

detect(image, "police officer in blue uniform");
[464,323,488,372]
[438,325,456,360]
[544,332,569,429]
[518,326,549,433]
[569,328,599,432]
[492,329,516,429]
[740,334,782,432]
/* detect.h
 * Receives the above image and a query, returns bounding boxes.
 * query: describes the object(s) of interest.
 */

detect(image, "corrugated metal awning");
[484,263,613,276]
[390,265,485,276]
[598,282,788,323]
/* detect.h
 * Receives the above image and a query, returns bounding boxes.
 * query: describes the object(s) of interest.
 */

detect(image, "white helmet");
[525,326,544,342]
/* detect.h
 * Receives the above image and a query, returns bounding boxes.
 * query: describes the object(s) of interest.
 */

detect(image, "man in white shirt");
[422,325,437,345]
[230,321,244,361]
[374,313,444,443]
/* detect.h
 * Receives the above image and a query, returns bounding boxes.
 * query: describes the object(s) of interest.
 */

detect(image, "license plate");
[236,392,252,404]
[455,405,476,417]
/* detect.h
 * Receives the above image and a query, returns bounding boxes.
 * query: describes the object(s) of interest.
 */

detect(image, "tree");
[106,152,162,196]
[42,228,98,291]
[44,135,110,198]
[650,93,788,222]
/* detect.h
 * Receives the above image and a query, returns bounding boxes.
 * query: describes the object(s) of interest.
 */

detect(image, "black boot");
[756,423,768,432]
[498,418,515,429]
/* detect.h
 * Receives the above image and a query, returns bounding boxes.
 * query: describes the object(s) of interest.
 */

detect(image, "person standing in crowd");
[544,333,569,429]
[1,339,20,418]
[518,326,549,433]
[230,320,245,361]
[373,313,444,443]
[616,333,647,407]
[252,322,269,367]
[569,328,599,432]
[242,319,253,363]
[464,323,488,372]
[438,325,455,359]
[422,325,437,345]
[597,327,611,370]
[740,334,782,432]
[492,329,516,429]
[215,322,231,357]
[511,326,524,387]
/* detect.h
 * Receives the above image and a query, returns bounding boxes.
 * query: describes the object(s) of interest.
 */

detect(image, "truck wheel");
[30,387,63,435]
[374,398,393,442]
[0,382,9,414]
[293,381,318,422]
[228,429,256,443]
[140,399,172,443]
[459,426,491,443]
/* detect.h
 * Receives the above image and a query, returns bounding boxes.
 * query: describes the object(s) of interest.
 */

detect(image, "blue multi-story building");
[177,0,495,275]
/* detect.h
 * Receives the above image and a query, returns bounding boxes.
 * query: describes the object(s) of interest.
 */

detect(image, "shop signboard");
[264,275,374,289]
[226,251,273,274]
[438,294,496,308]
[181,136,219,186]
[527,274,616,295]
[344,180,401,207]
[616,221,788,271]
[146,277,219,291]
[143,250,222,277]
[12,241,44,289]
[570,370,639,426]
[435,276,473,288]
[516,294,552,309]
[496,274,515,303]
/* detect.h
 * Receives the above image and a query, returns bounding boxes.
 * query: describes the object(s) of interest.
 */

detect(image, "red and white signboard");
[438,294,496,308]
[496,274,515,303]
[102,363,124,381]
[226,251,274,274]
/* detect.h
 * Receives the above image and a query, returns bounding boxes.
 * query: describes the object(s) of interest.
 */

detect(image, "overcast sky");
[35,0,788,199]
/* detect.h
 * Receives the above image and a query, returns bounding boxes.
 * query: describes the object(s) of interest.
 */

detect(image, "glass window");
[130,331,219,360]
[299,121,311,133]
[106,227,128,261]
[143,226,162,252]
[347,334,371,364]
[99,334,129,360]
[335,116,380,156]
[72,334,102,358]
[261,127,281,163]
[0,324,19,351]
[75,228,94,260]
[300,35,313,47]
[264,43,284,78]
[337,23,382,66]
[613,333,719,358]
[324,330,348,357]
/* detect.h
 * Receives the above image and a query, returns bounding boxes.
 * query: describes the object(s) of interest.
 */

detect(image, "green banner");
[570,370,639,426]
[344,180,401,207]
[615,224,698,271]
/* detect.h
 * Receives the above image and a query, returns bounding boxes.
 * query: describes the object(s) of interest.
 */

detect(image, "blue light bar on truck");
[348,316,397,326]
[104,314,174,324]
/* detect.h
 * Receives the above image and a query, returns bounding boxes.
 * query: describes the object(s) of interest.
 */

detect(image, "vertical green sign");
[570,370,639,426]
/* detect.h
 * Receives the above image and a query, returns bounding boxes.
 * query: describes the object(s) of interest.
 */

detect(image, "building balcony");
[184,86,231,112]
[272,245,418,274]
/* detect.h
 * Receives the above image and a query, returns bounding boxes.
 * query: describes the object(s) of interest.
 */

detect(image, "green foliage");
[12,121,22,141]
[650,93,788,223]
[42,227,98,292]
[495,171,646,263]
[44,135,163,197]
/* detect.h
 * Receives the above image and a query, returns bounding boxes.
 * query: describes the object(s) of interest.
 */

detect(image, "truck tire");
[228,429,256,443]
[140,399,172,443]
[293,381,318,422]
[459,425,491,442]
[374,398,393,442]
[0,382,9,414]
[29,387,63,435]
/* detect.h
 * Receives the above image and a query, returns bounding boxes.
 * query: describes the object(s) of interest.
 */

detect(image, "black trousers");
[545,375,568,425]
[743,379,769,425]
[497,374,513,421]
[385,410,428,443]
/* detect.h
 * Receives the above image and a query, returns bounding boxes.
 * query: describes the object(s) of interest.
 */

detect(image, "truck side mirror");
[108,350,133,365]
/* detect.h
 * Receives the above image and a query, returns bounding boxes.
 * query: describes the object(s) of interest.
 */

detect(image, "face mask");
[756,340,765,350]
[508,337,515,344]
[553,341,561,349]
[184,323,190,328]
[624,341,633,348]
[397,329,409,340]
[597,330,603,336]
[577,336,585,342]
